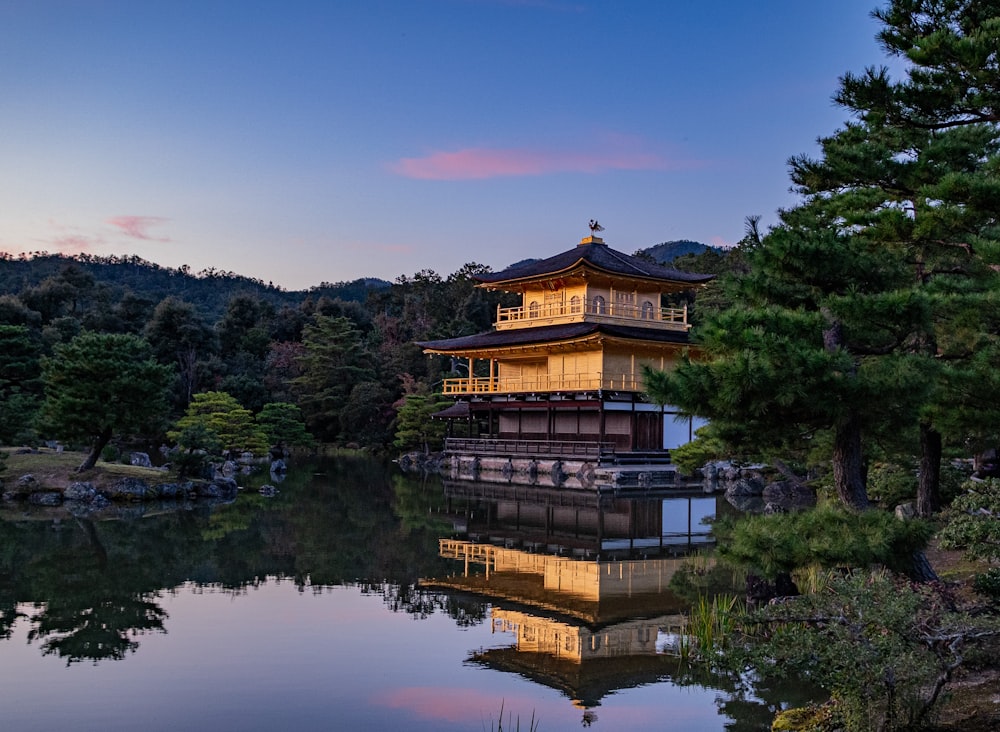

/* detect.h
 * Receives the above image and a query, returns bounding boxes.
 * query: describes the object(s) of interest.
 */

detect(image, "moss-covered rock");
[772,701,841,731]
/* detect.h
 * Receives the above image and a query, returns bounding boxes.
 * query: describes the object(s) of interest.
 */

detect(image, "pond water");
[0,457,813,731]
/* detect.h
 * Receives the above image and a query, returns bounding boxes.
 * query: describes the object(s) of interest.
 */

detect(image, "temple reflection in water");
[422,479,721,713]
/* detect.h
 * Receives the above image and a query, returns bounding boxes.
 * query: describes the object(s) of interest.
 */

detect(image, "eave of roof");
[417,322,690,354]
[474,242,714,288]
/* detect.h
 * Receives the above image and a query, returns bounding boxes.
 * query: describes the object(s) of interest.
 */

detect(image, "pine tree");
[168,391,269,456]
[291,316,373,442]
[786,0,1000,514]
[648,1,1000,511]
[40,332,173,471]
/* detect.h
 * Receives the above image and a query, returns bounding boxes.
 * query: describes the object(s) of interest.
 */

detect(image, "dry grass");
[0,447,173,490]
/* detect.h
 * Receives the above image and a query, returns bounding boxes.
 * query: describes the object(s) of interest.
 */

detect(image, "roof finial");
[582,219,605,245]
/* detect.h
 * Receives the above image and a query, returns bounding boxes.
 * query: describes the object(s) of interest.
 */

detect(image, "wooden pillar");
[630,402,637,451]
[599,399,607,444]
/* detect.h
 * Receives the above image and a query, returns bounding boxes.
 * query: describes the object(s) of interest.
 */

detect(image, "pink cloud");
[710,236,732,249]
[107,216,170,242]
[372,687,537,724]
[389,143,702,180]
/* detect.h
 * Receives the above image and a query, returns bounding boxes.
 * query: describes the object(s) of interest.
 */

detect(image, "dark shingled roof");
[474,241,714,286]
[417,322,690,353]
[430,400,471,419]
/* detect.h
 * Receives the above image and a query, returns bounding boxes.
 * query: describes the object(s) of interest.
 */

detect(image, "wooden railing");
[446,437,616,460]
[495,298,687,331]
[440,372,642,395]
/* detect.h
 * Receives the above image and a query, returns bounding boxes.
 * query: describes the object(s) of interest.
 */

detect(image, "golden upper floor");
[475,235,711,333]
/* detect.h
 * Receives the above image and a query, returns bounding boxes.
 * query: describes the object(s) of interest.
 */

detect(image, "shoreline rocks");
[2,472,240,510]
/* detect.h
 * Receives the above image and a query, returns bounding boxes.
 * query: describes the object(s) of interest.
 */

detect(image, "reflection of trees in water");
[0,457,473,663]
[15,518,169,664]
[28,595,167,664]
[0,603,26,640]
[369,581,486,626]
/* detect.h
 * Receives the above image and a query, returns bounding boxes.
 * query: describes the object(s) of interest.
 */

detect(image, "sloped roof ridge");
[605,245,655,276]
[475,241,712,284]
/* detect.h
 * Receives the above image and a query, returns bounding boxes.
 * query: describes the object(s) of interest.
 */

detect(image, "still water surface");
[0,456,808,731]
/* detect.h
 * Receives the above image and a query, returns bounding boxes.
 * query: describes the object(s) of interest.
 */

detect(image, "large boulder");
[64,482,98,502]
[102,477,156,501]
[194,476,239,500]
[217,460,238,477]
[159,482,197,499]
[397,451,446,474]
[28,491,63,506]
[130,452,153,468]
[762,480,816,511]
[12,474,40,496]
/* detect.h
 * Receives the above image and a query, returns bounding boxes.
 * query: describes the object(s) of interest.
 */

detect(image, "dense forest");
[0,242,712,457]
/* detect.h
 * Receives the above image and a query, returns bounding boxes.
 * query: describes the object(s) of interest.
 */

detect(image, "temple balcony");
[440,372,643,396]
[495,298,688,331]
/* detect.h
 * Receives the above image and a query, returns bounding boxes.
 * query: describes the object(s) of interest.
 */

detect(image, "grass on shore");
[0,446,175,490]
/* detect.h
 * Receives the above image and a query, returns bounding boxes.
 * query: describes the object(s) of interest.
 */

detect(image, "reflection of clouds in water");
[655,629,686,655]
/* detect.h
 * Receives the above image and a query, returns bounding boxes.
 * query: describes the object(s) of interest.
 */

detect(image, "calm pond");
[0,456,813,731]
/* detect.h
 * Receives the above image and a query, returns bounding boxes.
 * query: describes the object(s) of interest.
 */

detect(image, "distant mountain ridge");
[638,239,717,263]
[0,252,390,319]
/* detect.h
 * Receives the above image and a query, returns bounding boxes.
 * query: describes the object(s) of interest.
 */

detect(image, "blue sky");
[0,0,889,289]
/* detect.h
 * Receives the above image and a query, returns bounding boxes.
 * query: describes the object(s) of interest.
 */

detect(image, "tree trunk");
[917,422,942,518]
[908,549,939,583]
[832,412,870,510]
[823,313,870,511]
[77,426,113,472]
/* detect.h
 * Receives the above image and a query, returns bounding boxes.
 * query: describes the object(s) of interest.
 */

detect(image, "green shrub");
[973,568,1000,601]
[939,479,1000,562]
[732,570,1000,732]
[867,461,917,507]
[716,504,933,578]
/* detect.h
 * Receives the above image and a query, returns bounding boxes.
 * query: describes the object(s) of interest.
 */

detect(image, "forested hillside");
[0,245,726,454]
[0,252,389,320]
[0,253,523,451]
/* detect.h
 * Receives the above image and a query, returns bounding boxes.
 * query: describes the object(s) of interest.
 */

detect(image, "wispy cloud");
[27,219,108,254]
[107,215,170,242]
[389,139,703,180]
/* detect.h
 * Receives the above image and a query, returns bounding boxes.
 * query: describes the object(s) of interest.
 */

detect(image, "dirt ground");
[921,542,1000,731]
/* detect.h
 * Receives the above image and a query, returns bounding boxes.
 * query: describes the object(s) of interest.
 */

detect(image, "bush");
[668,425,732,475]
[973,568,1000,601]
[938,478,1000,562]
[716,504,933,579]
[732,570,1000,732]
[867,461,917,507]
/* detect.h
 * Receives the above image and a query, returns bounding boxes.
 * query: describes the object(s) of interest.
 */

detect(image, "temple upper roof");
[474,237,715,289]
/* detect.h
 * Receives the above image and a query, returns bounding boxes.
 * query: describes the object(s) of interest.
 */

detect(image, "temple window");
[641,300,655,319]
[528,300,540,318]
[592,295,606,314]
